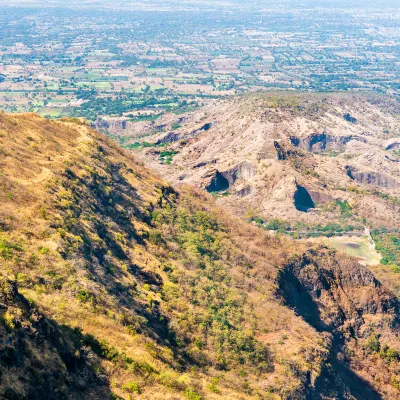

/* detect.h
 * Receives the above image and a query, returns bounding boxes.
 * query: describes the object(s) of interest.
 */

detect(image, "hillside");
[132,93,400,225]
[1,112,400,399]
[129,92,400,266]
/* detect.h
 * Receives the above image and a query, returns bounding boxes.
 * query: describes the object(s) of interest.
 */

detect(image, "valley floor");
[308,234,381,266]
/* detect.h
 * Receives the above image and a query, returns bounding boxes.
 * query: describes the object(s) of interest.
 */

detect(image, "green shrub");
[38,246,50,254]
[1,312,15,331]
[149,231,164,245]
[207,377,221,393]
[336,200,352,218]
[365,333,380,353]
[122,381,141,394]
[184,388,202,400]
[379,345,399,363]
[157,371,184,390]
[0,238,23,260]
[76,289,95,304]
[390,375,400,390]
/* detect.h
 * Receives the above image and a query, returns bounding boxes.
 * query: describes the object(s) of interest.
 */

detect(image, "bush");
[379,345,399,363]
[184,388,202,400]
[76,289,95,304]
[0,238,23,260]
[390,375,400,390]
[122,381,141,394]
[365,333,380,353]
[157,371,185,390]
[149,231,164,245]
[207,377,221,393]
[1,312,15,331]
[38,246,50,254]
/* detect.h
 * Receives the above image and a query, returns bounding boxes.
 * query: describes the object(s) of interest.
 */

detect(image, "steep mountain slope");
[133,93,400,230]
[1,113,400,399]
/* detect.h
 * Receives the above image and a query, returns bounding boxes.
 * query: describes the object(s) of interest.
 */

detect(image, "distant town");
[0,2,399,122]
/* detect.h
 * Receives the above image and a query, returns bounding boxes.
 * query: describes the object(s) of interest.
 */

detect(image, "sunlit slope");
[1,113,400,399]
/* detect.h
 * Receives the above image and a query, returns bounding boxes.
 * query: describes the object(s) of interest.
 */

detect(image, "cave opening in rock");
[206,171,230,193]
[294,185,315,212]
[344,113,357,124]
[202,122,212,131]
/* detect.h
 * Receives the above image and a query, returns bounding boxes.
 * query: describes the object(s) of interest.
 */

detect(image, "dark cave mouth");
[294,185,315,212]
[206,171,230,193]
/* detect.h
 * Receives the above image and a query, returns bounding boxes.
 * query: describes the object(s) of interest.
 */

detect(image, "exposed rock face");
[93,118,127,131]
[347,166,400,189]
[290,132,366,153]
[222,161,257,185]
[157,131,180,144]
[157,121,214,144]
[200,122,212,131]
[274,140,302,160]
[202,162,257,193]
[278,249,400,399]
[279,250,398,333]
[92,118,110,130]
[135,93,400,227]
[308,190,333,204]
[386,141,400,151]
[204,169,230,192]
[235,184,253,197]
[193,159,217,169]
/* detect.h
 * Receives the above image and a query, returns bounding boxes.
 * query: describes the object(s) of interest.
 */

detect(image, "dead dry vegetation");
[1,113,400,399]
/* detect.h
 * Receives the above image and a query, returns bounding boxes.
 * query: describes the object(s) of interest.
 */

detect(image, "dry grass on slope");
[0,113,329,399]
[2,113,399,400]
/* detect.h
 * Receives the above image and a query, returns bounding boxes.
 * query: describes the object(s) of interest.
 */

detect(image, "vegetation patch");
[250,217,363,238]
[371,229,400,266]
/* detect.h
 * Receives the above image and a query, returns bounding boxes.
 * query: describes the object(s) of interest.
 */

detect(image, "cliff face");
[279,249,400,399]
[1,113,400,399]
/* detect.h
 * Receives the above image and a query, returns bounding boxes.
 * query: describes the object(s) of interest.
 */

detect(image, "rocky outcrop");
[274,141,302,160]
[204,169,230,192]
[157,131,180,144]
[199,122,213,131]
[235,185,253,197]
[346,166,400,189]
[386,142,400,151]
[308,190,333,204]
[279,250,398,332]
[290,132,366,153]
[222,161,257,185]
[203,162,257,193]
[193,159,217,169]
[278,249,400,399]
[157,122,214,144]
[93,118,127,131]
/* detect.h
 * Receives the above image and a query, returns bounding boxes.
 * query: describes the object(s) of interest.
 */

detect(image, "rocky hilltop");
[1,113,400,399]
[134,93,400,229]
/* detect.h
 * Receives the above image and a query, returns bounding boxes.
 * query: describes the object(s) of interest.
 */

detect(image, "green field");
[75,72,103,80]
[38,107,62,117]
[78,81,112,90]
[318,235,381,266]
[147,68,171,74]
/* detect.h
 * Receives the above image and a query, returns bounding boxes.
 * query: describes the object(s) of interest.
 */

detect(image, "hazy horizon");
[1,0,399,8]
